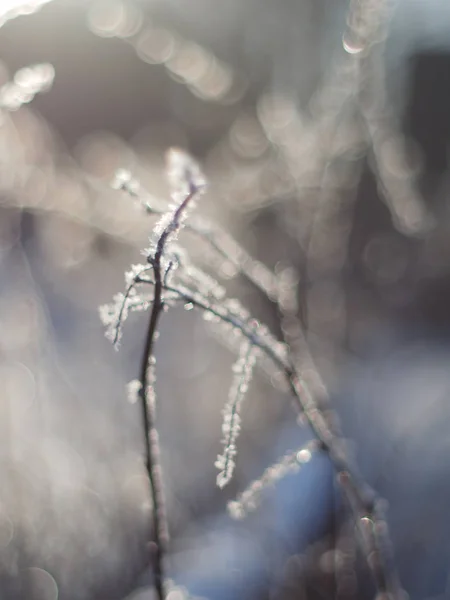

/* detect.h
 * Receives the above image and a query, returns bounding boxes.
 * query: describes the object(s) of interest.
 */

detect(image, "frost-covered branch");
[137,150,205,600]
[216,340,257,488]
[228,440,320,519]
[113,169,280,300]
[99,264,153,348]
[102,150,206,600]
[101,148,404,600]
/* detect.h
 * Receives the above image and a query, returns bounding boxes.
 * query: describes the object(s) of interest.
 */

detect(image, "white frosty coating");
[228,440,320,519]
[160,273,290,389]
[167,147,206,201]
[175,259,226,302]
[112,169,140,196]
[126,379,142,404]
[147,150,206,258]
[124,263,152,287]
[112,168,290,303]
[146,355,157,411]
[99,264,153,348]
[101,150,299,499]
[216,339,257,489]
[99,292,130,347]
[161,272,289,377]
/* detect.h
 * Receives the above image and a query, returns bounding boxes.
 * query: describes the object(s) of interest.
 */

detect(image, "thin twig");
[111,150,402,597]
[138,269,166,600]
[137,186,199,600]
[155,282,402,598]
[115,176,279,300]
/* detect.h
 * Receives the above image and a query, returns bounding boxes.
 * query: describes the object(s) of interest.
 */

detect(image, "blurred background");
[0,0,450,599]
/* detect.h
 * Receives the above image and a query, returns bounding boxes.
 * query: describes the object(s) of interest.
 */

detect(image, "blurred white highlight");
[0,0,55,27]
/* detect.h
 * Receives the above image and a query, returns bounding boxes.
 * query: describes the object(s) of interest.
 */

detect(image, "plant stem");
[139,269,167,600]
[138,187,198,600]
[160,286,401,598]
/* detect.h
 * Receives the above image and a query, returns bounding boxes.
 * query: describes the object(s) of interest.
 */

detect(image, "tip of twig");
[166,147,206,197]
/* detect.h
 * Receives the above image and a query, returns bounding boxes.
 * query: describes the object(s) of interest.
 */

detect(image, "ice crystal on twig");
[101,145,404,600]
[99,264,152,348]
[228,440,320,519]
[126,379,142,405]
[216,339,257,488]
[113,169,281,300]
[146,355,157,412]
[167,147,206,200]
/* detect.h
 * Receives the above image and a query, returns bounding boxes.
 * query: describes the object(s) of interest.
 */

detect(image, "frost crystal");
[99,264,152,348]
[228,440,319,519]
[126,379,142,404]
[101,151,305,514]
[167,147,206,200]
[146,151,206,259]
[110,167,292,305]
[216,339,257,489]
[146,355,157,411]
[112,169,140,196]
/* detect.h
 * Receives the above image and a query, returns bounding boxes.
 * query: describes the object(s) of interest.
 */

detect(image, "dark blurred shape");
[405,52,450,177]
